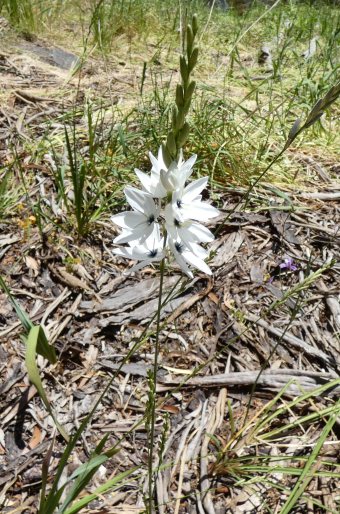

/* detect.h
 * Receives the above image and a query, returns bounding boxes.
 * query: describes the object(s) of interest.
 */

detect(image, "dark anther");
[175,242,183,253]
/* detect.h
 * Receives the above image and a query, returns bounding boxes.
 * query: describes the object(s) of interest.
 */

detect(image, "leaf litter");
[0,21,340,514]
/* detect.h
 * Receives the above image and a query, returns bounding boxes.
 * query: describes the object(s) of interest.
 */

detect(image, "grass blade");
[0,275,33,333]
[62,468,139,514]
[25,325,68,441]
[0,275,57,363]
[280,407,339,513]
[57,454,109,514]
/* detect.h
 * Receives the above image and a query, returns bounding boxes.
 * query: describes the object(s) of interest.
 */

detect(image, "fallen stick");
[297,192,340,200]
[156,369,340,396]
[15,89,57,103]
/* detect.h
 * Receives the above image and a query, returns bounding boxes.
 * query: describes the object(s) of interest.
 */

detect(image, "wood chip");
[49,265,91,291]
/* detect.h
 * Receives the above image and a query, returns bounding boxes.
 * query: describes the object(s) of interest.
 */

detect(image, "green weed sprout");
[0,276,69,440]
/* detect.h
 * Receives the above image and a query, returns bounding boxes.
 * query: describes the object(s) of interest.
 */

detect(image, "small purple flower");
[279,257,298,272]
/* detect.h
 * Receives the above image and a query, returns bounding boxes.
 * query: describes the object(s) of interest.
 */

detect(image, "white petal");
[180,154,197,181]
[164,202,175,222]
[182,177,208,202]
[145,222,162,243]
[113,242,165,273]
[188,242,209,259]
[160,169,176,192]
[113,246,134,258]
[167,163,183,190]
[181,201,220,222]
[135,150,167,198]
[129,245,154,259]
[114,230,140,244]
[164,221,177,242]
[134,169,152,194]
[169,240,193,278]
[124,187,145,212]
[184,222,214,243]
[157,146,167,171]
[177,149,184,168]
[128,259,155,273]
[124,187,153,214]
[144,196,159,217]
[149,150,166,173]
[111,211,144,230]
[152,181,167,198]
[175,253,193,278]
[114,223,152,244]
[111,212,128,228]
[182,248,212,275]
[149,151,159,170]
[115,244,155,262]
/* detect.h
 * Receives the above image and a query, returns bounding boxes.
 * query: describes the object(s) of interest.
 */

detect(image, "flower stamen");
[147,214,155,225]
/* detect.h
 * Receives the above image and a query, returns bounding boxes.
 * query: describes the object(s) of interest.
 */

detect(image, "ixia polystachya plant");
[111,147,219,278]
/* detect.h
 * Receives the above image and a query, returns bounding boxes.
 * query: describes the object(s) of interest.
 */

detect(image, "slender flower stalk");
[147,256,165,513]
[110,15,219,512]
[112,145,219,514]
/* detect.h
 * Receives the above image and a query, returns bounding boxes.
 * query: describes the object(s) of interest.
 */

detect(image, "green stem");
[148,257,166,513]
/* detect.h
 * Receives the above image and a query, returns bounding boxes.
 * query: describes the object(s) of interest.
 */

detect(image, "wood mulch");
[1,181,339,512]
[0,27,340,514]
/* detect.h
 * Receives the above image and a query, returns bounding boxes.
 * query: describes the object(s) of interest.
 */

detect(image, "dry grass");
[0,1,339,513]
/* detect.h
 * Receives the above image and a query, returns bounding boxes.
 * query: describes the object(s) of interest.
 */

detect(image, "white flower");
[171,177,220,222]
[134,147,167,198]
[168,238,212,278]
[113,229,165,273]
[112,148,219,278]
[164,203,215,251]
[160,152,197,193]
[111,187,159,244]
[134,146,197,197]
